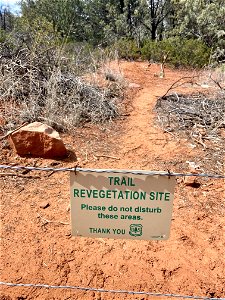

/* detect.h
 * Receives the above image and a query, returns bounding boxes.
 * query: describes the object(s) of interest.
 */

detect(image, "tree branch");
[160,76,199,100]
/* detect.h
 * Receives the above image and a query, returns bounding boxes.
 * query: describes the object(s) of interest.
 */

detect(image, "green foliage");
[2,0,223,69]
[17,0,224,64]
[0,28,7,43]
[15,16,60,48]
[141,37,211,68]
[113,38,141,60]
[110,36,211,67]
[172,0,225,62]
[20,0,87,41]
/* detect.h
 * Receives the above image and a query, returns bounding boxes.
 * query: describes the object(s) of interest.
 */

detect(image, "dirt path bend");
[107,61,201,171]
[1,61,225,300]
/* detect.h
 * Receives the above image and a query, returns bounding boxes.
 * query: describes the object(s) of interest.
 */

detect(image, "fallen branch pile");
[155,91,225,145]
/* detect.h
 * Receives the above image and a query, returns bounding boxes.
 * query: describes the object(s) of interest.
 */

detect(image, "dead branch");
[160,76,199,101]
[37,213,69,225]
[163,129,175,137]
[124,145,142,155]
[209,75,224,90]
[95,154,120,160]
[0,172,40,178]
[155,92,224,149]
[46,171,55,177]
[191,136,207,150]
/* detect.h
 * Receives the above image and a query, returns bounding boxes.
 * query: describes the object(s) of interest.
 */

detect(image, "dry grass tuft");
[0,39,125,133]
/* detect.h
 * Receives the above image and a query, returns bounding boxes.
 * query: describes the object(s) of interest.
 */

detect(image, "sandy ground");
[0,62,224,300]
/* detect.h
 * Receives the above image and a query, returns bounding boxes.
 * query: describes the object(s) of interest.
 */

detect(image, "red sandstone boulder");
[9,122,67,158]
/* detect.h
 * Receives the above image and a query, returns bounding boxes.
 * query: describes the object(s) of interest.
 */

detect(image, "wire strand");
[0,165,224,178]
[0,282,223,299]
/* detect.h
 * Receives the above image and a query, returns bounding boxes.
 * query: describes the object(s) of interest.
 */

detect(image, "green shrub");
[113,38,141,60]
[0,29,7,43]
[111,37,210,68]
[141,37,211,68]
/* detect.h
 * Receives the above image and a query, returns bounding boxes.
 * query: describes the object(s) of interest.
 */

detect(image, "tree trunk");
[119,0,125,13]
[151,22,157,40]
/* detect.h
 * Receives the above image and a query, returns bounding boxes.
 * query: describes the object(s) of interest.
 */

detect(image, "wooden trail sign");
[70,170,176,240]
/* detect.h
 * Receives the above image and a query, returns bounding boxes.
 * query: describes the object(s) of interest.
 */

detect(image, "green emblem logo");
[129,224,143,237]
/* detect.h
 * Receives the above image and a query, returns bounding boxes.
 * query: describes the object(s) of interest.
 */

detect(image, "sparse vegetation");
[0,0,224,134]
[0,17,125,133]
[155,92,225,138]
[155,81,225,174]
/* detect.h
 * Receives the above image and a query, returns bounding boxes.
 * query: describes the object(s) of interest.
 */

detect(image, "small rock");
[186,161,201,172]
[184,161,202,187]
[184,176,197,186]
[183,176,201,188]
[105,73,117,81]
[129,82,141,88]
[40,201,50,209]
[9,122,67,159]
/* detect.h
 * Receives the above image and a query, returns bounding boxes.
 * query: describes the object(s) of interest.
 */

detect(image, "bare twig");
[163,129,175,137]
[37,213,69,225]
[160,76,199,100]
[155,92,224,148]
[124,145,142,154]
[191,137,207,150]
[0,172,40,179]
[46,171,55,177]
[95,154,120,160]
[210,75,224,90]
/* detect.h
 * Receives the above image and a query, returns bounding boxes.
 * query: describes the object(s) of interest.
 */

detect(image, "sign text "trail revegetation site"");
[70,171,176,240]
